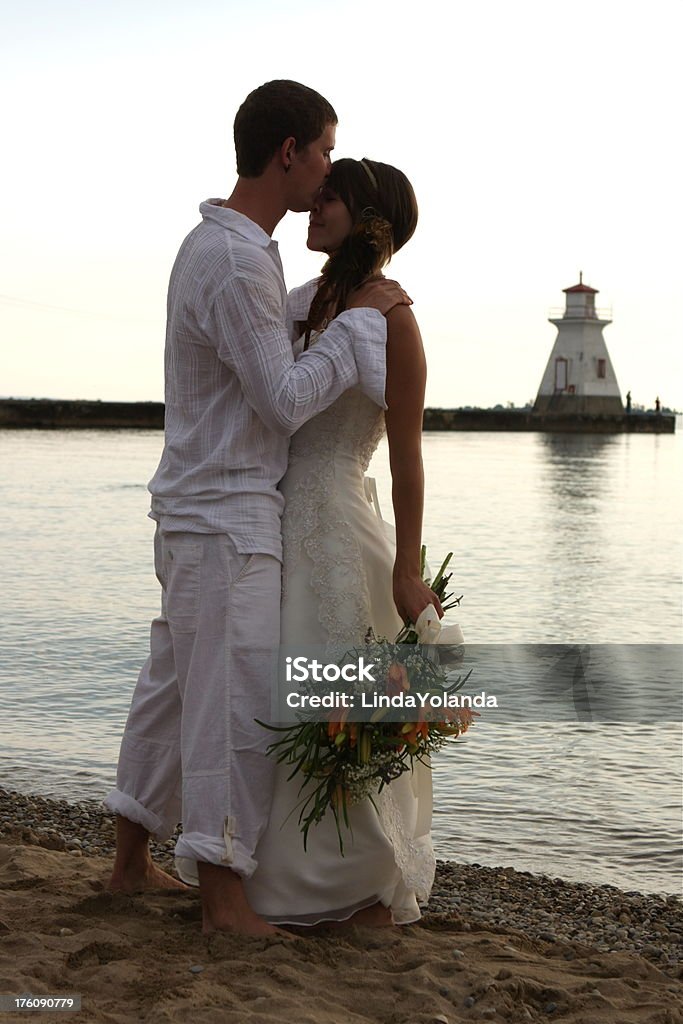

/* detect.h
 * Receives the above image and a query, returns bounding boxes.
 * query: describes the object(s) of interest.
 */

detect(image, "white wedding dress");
[243,279,436,925]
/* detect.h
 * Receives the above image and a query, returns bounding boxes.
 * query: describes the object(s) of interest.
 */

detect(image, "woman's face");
[307,186,353,254]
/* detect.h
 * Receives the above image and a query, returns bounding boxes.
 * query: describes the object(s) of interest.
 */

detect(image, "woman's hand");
[392,569,444,627]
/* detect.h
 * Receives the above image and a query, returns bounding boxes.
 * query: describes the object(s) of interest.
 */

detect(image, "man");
[104,81,388,935]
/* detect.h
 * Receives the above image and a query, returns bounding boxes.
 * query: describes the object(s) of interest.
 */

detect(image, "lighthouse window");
[597,359,606,378]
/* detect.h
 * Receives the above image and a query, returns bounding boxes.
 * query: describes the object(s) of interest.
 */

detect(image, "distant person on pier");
[625,390,632,413]
[655,396,661,414]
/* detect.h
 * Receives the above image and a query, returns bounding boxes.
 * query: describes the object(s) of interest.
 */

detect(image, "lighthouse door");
[554,357,568,392]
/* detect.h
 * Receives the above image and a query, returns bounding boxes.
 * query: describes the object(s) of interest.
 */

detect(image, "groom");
[104,81,389,935]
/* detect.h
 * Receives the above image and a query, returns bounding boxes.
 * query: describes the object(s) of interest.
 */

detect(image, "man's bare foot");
[198,861,294,938]
[202,913,293,938]
[107,816,189,893]
[108,861,190,893]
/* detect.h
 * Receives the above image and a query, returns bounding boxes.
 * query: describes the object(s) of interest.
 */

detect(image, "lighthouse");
[534,274,624,416]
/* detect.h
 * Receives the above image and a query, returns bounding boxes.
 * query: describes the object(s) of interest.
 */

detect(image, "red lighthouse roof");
[563,271,598,294]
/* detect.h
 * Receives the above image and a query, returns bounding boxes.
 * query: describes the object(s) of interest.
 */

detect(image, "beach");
[1,788,680,1023]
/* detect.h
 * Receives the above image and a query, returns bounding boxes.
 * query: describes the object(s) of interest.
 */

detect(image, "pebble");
[432,1016,449,1024]
[0,786,179,866]
[59,928,74,936]
[427,859,681,978]
[463,997,476,1008]
[544,1003,558,1014]
[452,949,464,959]
[189,965,204,974]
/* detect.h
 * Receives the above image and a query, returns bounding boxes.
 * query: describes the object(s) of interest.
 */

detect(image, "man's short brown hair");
[234,80,337,178]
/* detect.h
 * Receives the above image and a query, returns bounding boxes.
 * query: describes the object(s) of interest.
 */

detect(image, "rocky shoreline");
[1,786,681,978]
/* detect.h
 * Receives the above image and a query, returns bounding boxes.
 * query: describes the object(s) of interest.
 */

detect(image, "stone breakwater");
[1,786,681,977]
[0,399,676,432]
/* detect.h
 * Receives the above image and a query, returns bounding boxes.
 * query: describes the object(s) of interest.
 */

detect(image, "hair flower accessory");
[354,210,393,255]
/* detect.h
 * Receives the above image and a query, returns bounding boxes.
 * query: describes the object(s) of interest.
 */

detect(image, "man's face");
[286,123,336,212]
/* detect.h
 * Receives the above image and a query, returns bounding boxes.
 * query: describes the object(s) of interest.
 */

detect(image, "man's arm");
[211,270,387,436]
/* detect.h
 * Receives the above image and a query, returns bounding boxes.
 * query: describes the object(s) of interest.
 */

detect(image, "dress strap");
[363,476,383,521]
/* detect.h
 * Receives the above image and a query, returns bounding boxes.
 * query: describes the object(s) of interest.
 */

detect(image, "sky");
[1,0,681,411]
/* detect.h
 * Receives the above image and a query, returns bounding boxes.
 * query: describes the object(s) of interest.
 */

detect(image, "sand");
[0,833,681,1024]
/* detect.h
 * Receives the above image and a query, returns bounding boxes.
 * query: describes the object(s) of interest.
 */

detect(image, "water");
[1,427,681,894]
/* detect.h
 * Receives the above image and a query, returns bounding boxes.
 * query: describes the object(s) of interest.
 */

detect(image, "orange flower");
[401,719,429,747]
[386,662,410,699]
[327,719,342,740]
[457,708,479,733]
[327,706,350,740]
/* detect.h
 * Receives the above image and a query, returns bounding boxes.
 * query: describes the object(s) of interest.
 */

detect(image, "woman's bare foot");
[348,902,394,928]
[307,902,395,931]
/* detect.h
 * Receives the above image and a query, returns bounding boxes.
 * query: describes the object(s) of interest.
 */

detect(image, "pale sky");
[1,0,681,410]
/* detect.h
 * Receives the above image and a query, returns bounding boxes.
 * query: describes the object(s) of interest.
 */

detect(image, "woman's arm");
[384,304,444,625]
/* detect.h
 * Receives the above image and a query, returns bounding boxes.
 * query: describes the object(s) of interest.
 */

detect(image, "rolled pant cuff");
[175,829,258,885]
[103,789,173,841]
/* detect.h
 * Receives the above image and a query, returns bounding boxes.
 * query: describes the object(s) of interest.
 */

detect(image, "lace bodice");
[280,378,385,645]
[289,386,385,471]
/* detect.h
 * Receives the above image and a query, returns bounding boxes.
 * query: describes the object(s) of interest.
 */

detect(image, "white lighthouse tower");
[534,274,623,416]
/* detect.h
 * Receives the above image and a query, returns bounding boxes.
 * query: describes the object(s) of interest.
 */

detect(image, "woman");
[243,158,443,927]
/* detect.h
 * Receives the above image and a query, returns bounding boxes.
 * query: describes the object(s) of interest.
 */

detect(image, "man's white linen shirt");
[149,200,387,561]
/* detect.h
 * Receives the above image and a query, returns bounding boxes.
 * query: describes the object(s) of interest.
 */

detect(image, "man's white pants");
[104,528,281,879]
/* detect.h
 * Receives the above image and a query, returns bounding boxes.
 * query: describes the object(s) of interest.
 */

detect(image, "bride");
[242,157,444,926]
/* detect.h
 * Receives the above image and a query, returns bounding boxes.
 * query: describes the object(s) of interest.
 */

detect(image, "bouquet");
[262,548,477,852]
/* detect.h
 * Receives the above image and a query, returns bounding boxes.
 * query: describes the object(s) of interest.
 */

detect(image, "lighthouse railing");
[547,306,613,320]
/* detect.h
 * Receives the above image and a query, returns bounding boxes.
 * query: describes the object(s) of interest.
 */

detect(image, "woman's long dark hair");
[305,158,418,347]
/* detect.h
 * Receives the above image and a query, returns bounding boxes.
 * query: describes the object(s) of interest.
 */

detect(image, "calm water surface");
[1,428,681,893]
